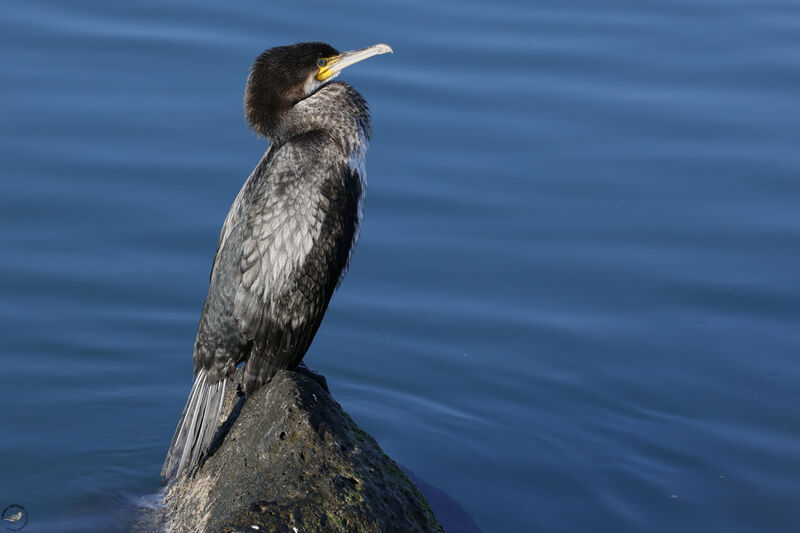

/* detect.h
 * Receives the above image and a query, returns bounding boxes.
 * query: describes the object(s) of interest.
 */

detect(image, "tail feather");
[161,369,227,483]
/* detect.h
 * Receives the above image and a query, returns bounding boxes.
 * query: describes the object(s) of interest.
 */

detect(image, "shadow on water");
[403,467,483,533]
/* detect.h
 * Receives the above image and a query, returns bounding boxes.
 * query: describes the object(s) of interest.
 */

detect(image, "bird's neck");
[270,82,372,154]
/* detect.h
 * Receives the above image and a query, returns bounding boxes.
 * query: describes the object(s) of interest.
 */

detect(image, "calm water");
[1,0,799,531]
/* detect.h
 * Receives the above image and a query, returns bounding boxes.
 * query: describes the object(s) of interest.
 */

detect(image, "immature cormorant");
[161,42,392,483]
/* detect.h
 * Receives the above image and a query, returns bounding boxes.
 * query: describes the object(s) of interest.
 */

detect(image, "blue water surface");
[1,0,799,531]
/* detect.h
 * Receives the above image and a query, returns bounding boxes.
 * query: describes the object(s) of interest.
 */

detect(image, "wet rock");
[141,368,444,533]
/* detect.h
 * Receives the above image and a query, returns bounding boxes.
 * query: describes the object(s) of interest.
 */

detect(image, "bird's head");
[244,41,392,137]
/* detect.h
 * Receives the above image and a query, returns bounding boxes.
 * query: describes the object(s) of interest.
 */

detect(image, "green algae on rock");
[140,368,443,533]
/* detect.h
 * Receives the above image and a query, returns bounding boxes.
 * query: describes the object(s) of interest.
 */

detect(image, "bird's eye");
[317,58,327,68]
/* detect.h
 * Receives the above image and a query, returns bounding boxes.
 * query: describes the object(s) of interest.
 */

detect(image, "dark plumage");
[162,41,392,483]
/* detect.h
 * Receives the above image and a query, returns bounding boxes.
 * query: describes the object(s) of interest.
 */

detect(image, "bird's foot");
[294,362,330,393]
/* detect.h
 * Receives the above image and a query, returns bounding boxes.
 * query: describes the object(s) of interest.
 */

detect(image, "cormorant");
[161,42,392,483]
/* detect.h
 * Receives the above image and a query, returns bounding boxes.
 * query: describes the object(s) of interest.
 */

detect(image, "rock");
[140,368,444,533]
